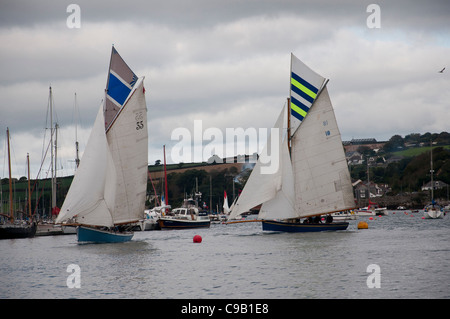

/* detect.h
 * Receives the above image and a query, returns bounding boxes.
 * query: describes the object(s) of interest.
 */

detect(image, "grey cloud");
[1,0,449,178]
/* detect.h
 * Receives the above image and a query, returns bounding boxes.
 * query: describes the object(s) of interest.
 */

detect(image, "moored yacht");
[158,197,210,229]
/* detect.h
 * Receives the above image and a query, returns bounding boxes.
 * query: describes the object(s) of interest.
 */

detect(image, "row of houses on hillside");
[352,179,449,201]
[353,180,391,199]
[421,180,449,191]
[345,151,405,167]
[344,138,388,167]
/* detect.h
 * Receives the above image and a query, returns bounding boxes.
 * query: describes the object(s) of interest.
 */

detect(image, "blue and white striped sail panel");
[290,54,325,135]
[104,47,138,129]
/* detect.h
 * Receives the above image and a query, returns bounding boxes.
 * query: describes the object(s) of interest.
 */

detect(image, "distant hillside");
[344,132,450,199]
[2,132,449,217]
[387,146,450,193]
[382,131,450,153]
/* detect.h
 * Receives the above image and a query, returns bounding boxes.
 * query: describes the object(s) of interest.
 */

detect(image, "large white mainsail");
[107,79,148,225]
[291,86,354,218]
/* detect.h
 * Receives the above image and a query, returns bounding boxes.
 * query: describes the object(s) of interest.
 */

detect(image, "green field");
[391,145,450,157]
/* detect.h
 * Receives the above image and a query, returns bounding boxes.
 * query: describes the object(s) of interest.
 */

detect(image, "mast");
[148,171,160,206]
[209,175,212,213]
[430,140,434,205]
[27,153,32,218]
[49,86,57,216]
[367,155,370,200]
[287,97,291,156]
[74,93,80,168]
[164,145,168,206]
[53,123,58,214]
[288,54,292,156]
[75,141,80,168]
[7,128,13,223]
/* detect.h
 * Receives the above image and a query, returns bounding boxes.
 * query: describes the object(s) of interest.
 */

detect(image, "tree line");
[349,131,450,199]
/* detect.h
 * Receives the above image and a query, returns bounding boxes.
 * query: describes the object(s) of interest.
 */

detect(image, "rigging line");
[49,86,60,125]
[35,134,52,180]
[7,130,20,178]
[2,131,6,178]
[41,89,51,165]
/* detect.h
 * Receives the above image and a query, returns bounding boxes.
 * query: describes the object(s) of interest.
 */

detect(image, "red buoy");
[193,235,202,243]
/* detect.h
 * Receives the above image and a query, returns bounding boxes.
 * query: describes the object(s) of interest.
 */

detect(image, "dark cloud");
[1,0,449,177]
[1,0,448,31]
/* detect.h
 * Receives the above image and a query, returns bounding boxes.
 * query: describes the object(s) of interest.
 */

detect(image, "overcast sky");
[1,0,449,178]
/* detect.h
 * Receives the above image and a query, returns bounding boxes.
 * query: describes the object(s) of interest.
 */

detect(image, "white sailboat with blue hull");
[56,47,148,243]
[228,54,355,232]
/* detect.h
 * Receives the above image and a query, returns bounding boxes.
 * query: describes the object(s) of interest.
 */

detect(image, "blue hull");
[262,220,349,232]
[158,218,210,229]
[77,226,133,243]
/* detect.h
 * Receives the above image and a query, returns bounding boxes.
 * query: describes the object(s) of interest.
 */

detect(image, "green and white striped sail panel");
[290,54,325,136]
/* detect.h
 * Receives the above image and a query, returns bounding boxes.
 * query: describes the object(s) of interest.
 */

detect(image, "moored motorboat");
[331,210,357,220]
[159,207,210,229]
[355,201,387,216]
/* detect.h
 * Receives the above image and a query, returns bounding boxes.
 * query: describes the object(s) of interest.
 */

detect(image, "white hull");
[62,225,77,234]
[331,211,357,220]
[354,210,375,216]
[143,219,159,230]
[423,209,444,219]
[374,208,388,216]
[355,207,387,216]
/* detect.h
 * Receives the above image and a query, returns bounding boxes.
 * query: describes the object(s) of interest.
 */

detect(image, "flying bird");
[438,67,445,73]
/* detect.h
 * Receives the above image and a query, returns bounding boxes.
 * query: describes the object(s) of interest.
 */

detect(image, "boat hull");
[0,222,37,239]
[143,220,160,230]
[158,218,210,229]
[262,220,349,232]
[423,210,444,219]
[354,210,375,216]
[77,226,133,243]
[62,225,77,234]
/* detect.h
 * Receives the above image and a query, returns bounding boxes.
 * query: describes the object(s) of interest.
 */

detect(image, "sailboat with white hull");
[56,47,148,243]
[423,142,444,219]
[228,54,355,232]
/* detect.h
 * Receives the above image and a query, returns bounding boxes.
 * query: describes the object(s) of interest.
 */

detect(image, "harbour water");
[1,211,449,299]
